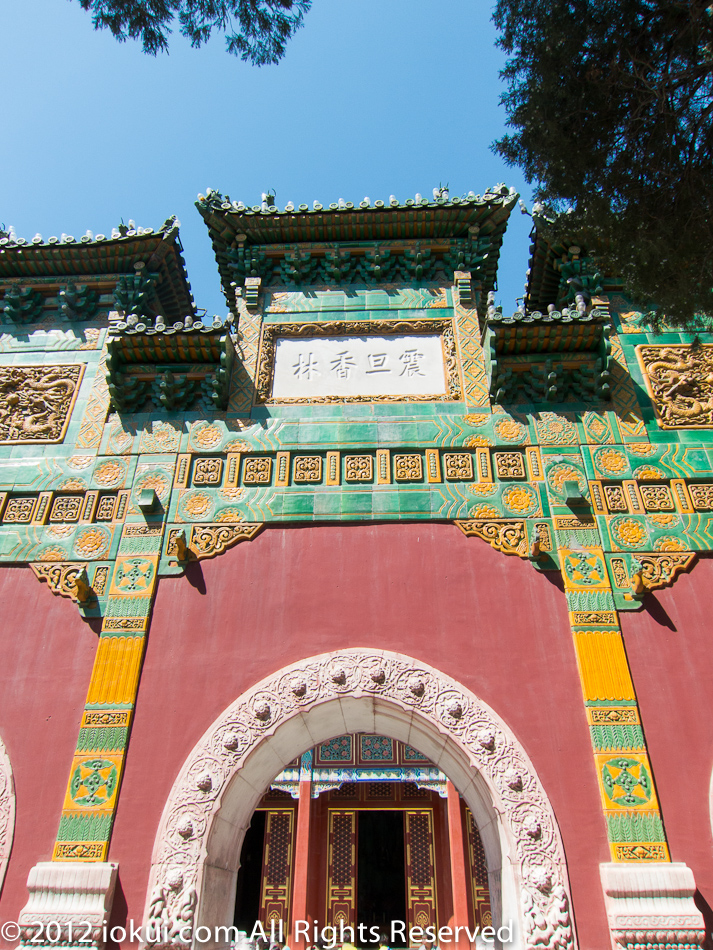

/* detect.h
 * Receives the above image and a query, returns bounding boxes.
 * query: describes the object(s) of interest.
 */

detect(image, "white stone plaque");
[271,334,447,399]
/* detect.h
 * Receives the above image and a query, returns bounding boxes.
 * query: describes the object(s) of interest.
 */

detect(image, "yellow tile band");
[85,636,146,706]
[573,631,636,701]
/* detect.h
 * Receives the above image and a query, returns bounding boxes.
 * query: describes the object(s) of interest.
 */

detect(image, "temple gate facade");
[0,189,711,950]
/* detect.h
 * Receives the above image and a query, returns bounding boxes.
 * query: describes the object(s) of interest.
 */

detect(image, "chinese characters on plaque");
[272,334,447,399]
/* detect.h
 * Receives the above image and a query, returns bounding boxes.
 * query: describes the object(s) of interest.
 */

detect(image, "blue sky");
[1,0,534,317]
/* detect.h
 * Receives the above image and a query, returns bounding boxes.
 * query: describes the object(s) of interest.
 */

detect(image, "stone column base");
[600,862,705,950]
[19,862,118,948]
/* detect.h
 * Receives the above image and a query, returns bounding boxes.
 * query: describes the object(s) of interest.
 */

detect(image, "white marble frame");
[0,729,16,898]
[141,649,576,950]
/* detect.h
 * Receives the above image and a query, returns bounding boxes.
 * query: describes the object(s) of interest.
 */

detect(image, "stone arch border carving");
[0,730,16,898]
[143,650,575,950]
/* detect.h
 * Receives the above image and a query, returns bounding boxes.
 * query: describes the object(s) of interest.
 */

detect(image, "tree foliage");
[75,0,311,65]
[493,0,713,325]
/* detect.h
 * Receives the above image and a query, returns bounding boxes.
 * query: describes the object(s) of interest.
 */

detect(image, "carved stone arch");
[0,729,16,897]
[142,649,575,950]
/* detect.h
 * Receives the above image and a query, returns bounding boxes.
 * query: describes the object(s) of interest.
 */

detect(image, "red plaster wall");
[619,556,713,934]
[0,565,97,923]
[109,523,611,948]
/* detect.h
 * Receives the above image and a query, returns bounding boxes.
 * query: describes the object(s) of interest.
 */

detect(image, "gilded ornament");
[242,457,272,484]
[594,448,629,476]
[394,454,423,481]
[632,465,667,480]
[638,552,695,588]
[637,343,713,427]
[493,452,526,479]
[136,472,170,502]
[533,412,578,445]
[192,458,224,486]
[223,438,252,452]
[95,495,117,521]
[294,456,323,482]
[470,504,502,519]
[218,487,244,500]
[49,495,83,523]
[627,442,657,456]
[647,513,680,527]
[443,453,474,480]
[456,519,527,556]
[67,456,94,470]
[215,508,244,523]
[603,485,628,512]
[468,483,498,495]
[546,462,586,496]
[494,418,528,443]
[187,523,263,560]
[93,460,126,487]
[0,364,84,443]
[30,561,91,602]
[463,414,490,427]
[344,455,373,481]
[191,423,224,449]
[640,485,674,511]
[652,536,687,553]
[501,485,538,515]
[37,546,69,561]
[179,491,214,520]
[688,483,713,510]
[57,478,87,491]
[463,435,493,447]
[610,517,649,549]
[46,524,76,538]
[74,526,111,559]
[139,421,181,453]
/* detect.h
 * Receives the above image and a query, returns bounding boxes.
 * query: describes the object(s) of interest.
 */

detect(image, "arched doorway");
[142,650,575,950]
[233,739,493,946]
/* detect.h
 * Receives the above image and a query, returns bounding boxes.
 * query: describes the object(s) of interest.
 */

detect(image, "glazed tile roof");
[525,226,623,313]
[197,185,518,299]
[0,216,195,322]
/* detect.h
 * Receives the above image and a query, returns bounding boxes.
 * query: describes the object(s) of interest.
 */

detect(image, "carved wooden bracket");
[637,552,697,591]
[166,523,263,562]
[455,519,528,556]
[30,562,92,603]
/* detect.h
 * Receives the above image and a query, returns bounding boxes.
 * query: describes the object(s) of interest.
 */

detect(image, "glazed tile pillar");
[552,512,705,949]
[18,521,164,948]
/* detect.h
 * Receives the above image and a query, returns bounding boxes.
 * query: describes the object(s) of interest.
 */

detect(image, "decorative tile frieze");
[192,457,223,486]
[242,456,272,484]
[275,451,291,487]
[325,451,340,486]
[443,453,473,481]
[637,343,713,428]
[0,363,85,444]
[49,495,83,523]
[3,496,38,523]
[493,451,525,479]
[376,449,391,484]
[345,455,373,482]
[604,485,628,512]
[640,484,675,511]
[425,448,441,483]
[394,454,423,481]
[688,483,713,510]
[294,455,322,483]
